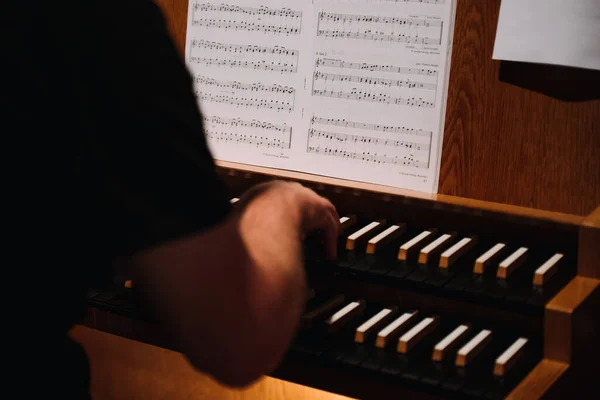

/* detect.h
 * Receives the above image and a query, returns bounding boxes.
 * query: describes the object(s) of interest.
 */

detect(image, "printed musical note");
[205,115,292,134]
[307,115,431,169]
[184,0,456,192]
[309,128,429,151]
[191,2,302,35]
[317,11,443,45]
[189,40,299,73]
[306,145,428,168]
[310,115,432,138]
[194,75,295,111]
[315,58,438,77]
[314,71,436,90]
[312,89,434,107]
[204,115,292,150]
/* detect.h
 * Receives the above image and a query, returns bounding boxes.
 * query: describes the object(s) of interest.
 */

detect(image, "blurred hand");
[236,180,339,260]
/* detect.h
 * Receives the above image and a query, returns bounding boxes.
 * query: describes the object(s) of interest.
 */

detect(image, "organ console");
[73,0,599,399]
[82,164,599,399]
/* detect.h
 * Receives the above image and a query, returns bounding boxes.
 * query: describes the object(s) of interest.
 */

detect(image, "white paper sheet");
[493,0,600,71]
[185,0,457,193]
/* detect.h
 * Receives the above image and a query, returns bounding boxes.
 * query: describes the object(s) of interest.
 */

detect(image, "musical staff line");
[193,3,302,19]
[314,71,436,90]
[194,74,295,112]
[309,128,430,151]
[206,130,291,149]
[204,115,292,150]
[189,39,299,73]
[189,56,298,73]
[312,89,434,107]
[194,75,295,95]
[317,10,443,45]
[205,115,292,134]
[311,116,433,138]
[306,145,428,169]
[192,2,302,35]
[319,12,442,27]
[316,30,441,44]
[191,39,298,57]
[307,114,431,169]
[316,58,438,77]
[196,92,294,111]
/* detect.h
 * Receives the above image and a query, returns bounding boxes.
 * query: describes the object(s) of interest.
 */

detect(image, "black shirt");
[5,1,231,397]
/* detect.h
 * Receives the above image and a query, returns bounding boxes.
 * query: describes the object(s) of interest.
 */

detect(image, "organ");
[83,164,599,399]
[76,0,599,399]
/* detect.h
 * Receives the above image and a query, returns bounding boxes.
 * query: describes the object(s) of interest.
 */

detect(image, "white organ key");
[366,224,406,254]
[419,233,457,264]
[398,230,435,260]
[376,311,418,348]
[494,338,528,376]
[230,198,239,204]
[439,237,477,268]
[339,215,357,232]
[533,253,564,286]
[397,316,439,353]
[301,295,345,329]
[355,308,397,343]
[433,324,471,362]
[497,247,529,279]
[346,220,386,250]
[456,329,492,367]
[474,243,506,274]
[325,300,366,333]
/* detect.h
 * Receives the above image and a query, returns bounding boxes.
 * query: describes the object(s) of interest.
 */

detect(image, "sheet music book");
[184,0,457,193]
[493,0,600,71]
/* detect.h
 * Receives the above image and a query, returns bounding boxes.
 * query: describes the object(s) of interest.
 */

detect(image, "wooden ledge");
[546,276,600,314]
[506,359,568,400]
[70,325,352,400]
[544,276,600,364]
[579,206,600,279]
[216,161,585,228]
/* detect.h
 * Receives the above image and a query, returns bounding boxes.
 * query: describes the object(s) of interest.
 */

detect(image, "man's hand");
[129,180,340,388]
[236,180,339,260]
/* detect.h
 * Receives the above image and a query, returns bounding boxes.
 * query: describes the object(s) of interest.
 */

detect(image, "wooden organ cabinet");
[73,0,600,399]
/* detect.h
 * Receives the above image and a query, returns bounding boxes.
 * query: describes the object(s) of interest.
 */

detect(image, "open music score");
[185,0,456,192]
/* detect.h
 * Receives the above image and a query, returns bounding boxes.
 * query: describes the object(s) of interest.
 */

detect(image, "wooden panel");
[71,325,353,400]
[544,276,600,363]
[440,0,600,216]
[151,0,600,215]
[579,206,600,278]
[505,360,568,400]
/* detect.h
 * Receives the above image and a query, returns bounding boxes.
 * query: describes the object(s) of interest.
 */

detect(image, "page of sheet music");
[184,0,456,193]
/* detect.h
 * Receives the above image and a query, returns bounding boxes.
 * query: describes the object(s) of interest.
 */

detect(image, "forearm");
[129,194,307,387]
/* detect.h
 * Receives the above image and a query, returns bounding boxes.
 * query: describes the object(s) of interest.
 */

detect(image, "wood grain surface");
[152,0,599,216]
[72,325,353,400]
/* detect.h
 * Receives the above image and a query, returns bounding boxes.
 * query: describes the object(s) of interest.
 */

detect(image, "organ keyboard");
[83,167,599,399]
